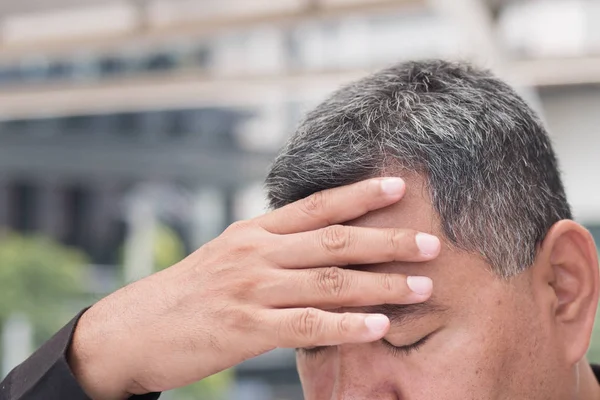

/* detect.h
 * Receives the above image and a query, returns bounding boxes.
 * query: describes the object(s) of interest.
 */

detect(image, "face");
[296,174,575,400]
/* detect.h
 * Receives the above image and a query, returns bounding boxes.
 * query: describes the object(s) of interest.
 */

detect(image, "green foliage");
[170,369,234,400]
[0,232,88,344]
[586,246,600,364]
[588,252,600,364]
[152,224,187,272]
[589,314,600,363]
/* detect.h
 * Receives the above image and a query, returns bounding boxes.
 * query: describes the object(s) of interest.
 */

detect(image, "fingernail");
[407,276,433,295]
[416,233,440,256]
[379,178,405,196]
[364,315,389,334]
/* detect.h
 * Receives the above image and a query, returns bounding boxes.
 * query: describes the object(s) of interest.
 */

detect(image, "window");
[165,110,190,138]
[62,186,90,249]
[196,108,238,147]
[0,66,22,85]
[3,119,30,135]
[99,56,128,77]
[62,115,93,134]
[20,57,49,82]
[114,112,140,136]
[142,52,178,73]
[98,219,127,265]
[8,182,39,233]
[195,46,212,68]
[47,61,74,80]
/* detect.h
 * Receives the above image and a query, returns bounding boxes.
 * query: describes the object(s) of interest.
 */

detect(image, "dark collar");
[592,364,600,383]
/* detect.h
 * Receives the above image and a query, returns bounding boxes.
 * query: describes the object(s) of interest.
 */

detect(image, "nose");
[328,345,399,400]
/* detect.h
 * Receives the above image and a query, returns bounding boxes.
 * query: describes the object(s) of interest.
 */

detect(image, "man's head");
[265,60,600,399]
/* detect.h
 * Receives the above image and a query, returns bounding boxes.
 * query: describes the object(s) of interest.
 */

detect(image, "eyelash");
[297,334,432,359]
[297,346,328,359]
[381,334,431,356]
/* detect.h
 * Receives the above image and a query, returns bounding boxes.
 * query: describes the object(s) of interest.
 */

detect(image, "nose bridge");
[329,344,398,400]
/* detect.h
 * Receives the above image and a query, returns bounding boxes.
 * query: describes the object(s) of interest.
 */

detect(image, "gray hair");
[265,59,571,277]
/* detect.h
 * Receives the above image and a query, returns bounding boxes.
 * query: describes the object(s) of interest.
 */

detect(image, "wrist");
[67,306,134,400]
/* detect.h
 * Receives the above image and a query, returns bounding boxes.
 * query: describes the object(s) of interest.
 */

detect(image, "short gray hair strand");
[265,59,572,277]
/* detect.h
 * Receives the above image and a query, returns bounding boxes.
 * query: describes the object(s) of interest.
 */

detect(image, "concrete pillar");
[123,184,158,283]
[233,182,266,221]
[87,181,121,264]
[38,179,65,240]
[2,313,33,378]
[0,179,10,231]
[190,187,227,249]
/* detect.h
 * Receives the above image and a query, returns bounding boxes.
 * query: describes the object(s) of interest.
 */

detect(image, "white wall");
[540,86,600,225]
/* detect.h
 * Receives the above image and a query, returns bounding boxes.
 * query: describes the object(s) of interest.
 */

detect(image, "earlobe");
[540,220,599,365]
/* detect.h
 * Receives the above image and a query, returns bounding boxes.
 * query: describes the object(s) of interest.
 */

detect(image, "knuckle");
[226,219,256,234]
[230,276,258,302]
[301,191,326,215]
[386,229,410,256]
[380,273,396,293]
[294,308,322,339]
[221,224,265,258]
[386,229,404,248]
[337,313,352,335]
[321,225,351,254]
[231,269,276,303]
[232,241,258,258]
[222,306,257,332]
[217,238,257,261]
[316,267,348,298]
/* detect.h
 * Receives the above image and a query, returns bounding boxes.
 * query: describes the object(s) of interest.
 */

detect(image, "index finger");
[256,177,405,235]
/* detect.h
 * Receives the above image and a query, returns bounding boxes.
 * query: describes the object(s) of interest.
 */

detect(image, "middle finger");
[267,225,441,269]
[265,267,433,308]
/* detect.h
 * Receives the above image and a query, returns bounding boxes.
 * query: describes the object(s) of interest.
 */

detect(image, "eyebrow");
[363,301,448,326]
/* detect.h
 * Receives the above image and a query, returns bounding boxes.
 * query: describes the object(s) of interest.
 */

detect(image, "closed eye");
[381,333,433,357]
[296,345,330,358]
[296,333,434,359]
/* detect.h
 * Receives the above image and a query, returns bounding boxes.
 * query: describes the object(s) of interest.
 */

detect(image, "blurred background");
[0,0,599,398]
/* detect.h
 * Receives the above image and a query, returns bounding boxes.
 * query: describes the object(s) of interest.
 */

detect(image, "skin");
[67,176,600,399]
[297,173,600,399]
[68,177,440,399]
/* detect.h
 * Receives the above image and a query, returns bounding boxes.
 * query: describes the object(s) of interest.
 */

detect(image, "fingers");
[268,308,391,348]
[269,226,441,268]
[265,267,432,308]
[256,177,406,234]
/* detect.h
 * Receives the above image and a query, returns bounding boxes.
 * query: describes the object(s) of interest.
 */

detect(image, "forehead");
[349,172,442,236]
[347,173,501,309]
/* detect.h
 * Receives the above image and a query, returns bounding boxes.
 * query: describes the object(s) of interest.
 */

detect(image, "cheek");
[296,336,507,400]
[297,355,336,396]
[395,326,511,398]
[411,306,561,399]
[296,298,564,400]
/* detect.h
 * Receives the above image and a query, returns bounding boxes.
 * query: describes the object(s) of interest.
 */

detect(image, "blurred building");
[1,0,600,398]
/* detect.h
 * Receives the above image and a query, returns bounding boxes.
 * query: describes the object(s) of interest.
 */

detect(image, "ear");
[536,220,599,366]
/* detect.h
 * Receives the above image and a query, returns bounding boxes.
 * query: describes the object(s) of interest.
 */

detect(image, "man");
[1,59,599,399]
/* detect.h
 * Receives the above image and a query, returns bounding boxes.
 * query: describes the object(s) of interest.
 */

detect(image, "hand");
[68,177,440,399]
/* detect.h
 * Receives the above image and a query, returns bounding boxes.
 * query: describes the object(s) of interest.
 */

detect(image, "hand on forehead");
[346,173,501,317]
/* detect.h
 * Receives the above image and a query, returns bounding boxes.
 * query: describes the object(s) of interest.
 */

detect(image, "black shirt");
[2,311,600,399]
[0,311,158,400]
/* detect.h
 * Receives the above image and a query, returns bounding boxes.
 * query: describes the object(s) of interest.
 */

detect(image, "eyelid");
[296,346,330,358]
[382,332,434,356]
[296,331,435,358]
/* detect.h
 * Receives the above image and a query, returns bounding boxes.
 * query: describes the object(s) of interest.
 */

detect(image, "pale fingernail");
[407,276,433,295]
[416,233,440,256]
[379,178,405,196]
[364,315,389,335]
